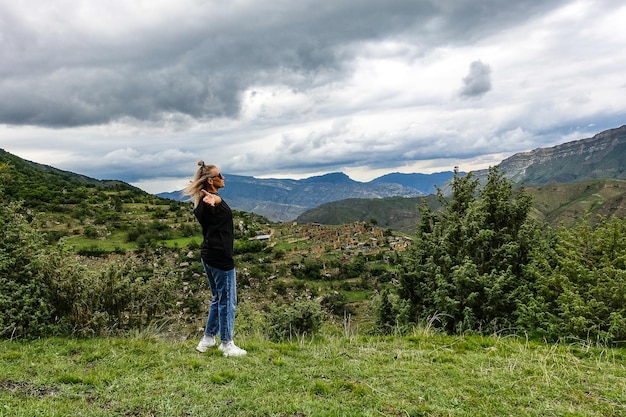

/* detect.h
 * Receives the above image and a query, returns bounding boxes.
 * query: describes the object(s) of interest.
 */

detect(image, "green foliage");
[320,291,348,314]
[520,216,626,342]
[338,255,365,279]
[398,166,626,343]
[234,239,266,254]
[290,259,323,280]
[0,200,63,338]
[399,166,537,334]
[372,287,411,335]
[45,255,181,336]
[0,175,184,338]
[268,301,325,341]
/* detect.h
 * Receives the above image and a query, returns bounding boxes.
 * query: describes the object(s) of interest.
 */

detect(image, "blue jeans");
[201,259,237,343]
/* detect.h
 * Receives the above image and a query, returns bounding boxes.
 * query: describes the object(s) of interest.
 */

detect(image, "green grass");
[341,290,370,303]
[65,234,133,251]
[64,233,202,252]
[2,331,625,416]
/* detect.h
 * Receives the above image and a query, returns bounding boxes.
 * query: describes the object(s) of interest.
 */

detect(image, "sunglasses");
[208,173,224,179]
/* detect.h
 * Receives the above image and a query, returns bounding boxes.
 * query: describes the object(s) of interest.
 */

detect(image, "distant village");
[251,221,413,254]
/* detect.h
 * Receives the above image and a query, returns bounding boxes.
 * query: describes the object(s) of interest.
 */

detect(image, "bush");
[0,200,65,338]
[397,166,626,343]
[372,288,411,335]
[0,195,183,338]
[290,259,323,280]
[320,291,348,314]
[268,301,325,341]
[234,239,266,254]
[338,255,366,279]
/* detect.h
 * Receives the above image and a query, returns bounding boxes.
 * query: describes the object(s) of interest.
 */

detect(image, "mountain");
[480,125,626,186]
[295,195,438,233]
[370,171,458,195]
[164,125,626,223]
[527,178,626,226]
[155,125,626,223]
[160,171,456,222]
[5,124,625,228]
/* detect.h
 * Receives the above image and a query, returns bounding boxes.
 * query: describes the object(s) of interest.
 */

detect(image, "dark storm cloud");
[0,0,569,128]
[460,60,492,98]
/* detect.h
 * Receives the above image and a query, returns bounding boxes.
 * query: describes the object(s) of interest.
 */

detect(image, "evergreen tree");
[520,216,626,342]
[398,166,536,333]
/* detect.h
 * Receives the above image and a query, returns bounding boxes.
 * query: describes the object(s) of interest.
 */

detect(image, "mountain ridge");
[476,125,626,185]
[159,171,454,222]
[296,125,626,230]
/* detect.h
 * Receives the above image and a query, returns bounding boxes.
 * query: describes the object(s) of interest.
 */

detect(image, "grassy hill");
[528,179,626,226]
[1,148,274,253]
[295,195,431,234]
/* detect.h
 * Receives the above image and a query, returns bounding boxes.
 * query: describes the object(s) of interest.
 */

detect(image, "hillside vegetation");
[529,179,626,226]
[0,155,406,339]
[3,155,626,343]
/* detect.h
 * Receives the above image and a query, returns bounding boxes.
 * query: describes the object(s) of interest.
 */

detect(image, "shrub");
[0,189,183,338]
[320,291,348,314]
[268,301,325,341]
[234,239,266,254]
[0,200,65,338]
[338,255,365,279]
[372,288,411,335]
[290,259,323,280]
[43,253,181,336]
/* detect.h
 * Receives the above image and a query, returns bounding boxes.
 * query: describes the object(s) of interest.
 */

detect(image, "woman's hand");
[201,189,219,206]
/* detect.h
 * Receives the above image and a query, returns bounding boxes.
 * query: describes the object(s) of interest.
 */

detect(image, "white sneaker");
[220,341,247,357]
[196,335,217,352]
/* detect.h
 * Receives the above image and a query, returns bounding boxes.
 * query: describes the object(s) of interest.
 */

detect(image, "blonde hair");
[182,160,216,207]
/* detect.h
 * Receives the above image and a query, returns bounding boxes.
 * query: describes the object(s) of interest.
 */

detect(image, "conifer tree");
[520,215,626,342]
[399,166,536,333]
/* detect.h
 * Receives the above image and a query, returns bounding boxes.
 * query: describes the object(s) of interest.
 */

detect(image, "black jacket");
[194,193,235,270]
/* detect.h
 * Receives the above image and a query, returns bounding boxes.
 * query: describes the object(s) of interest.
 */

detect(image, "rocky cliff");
[496,125,626,185]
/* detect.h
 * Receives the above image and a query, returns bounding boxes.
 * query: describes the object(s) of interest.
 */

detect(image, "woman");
[182,161,247,357]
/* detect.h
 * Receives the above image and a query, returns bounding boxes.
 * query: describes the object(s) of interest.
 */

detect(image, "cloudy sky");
[1,0,625,193]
